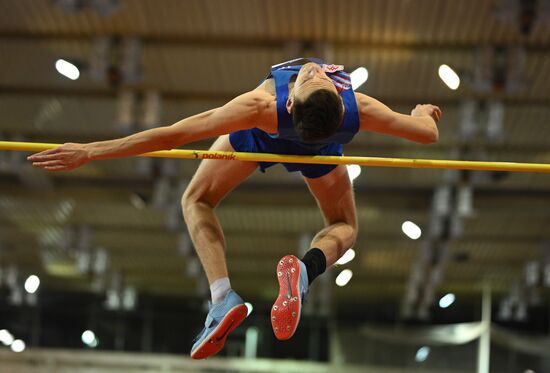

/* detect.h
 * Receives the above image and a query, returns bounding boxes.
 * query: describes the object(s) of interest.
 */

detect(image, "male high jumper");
[28,57,441,359]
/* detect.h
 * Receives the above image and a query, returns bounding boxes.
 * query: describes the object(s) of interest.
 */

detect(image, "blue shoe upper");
[191,289,244,353]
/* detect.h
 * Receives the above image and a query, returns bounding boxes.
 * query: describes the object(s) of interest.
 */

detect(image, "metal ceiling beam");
[2,30,550,53]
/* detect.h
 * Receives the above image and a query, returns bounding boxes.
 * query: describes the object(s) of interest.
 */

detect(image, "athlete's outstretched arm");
[28,91,270,171]
[355,92,441,144]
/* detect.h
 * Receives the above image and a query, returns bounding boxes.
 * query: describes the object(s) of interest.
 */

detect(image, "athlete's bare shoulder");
[254,78,276,96]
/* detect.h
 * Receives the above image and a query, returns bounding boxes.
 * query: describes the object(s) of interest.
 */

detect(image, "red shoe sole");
[271,255,302,340]
[190,304,248,360]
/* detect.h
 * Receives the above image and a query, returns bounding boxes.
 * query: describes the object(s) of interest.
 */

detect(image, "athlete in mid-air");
[28,57,441,359]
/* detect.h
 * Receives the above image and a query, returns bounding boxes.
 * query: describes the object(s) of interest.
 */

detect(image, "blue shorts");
[229,129,342,179]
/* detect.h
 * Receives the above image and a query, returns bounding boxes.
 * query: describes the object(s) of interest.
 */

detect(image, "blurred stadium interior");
[0,0,549,372]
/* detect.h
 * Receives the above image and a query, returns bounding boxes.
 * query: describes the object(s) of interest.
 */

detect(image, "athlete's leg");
[303,164,358,267]
[183,135,257,359]
[181,134,257,285]
[271,165,357,340]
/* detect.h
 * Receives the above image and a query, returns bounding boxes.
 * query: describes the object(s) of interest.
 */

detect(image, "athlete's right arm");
[27,91,271,171]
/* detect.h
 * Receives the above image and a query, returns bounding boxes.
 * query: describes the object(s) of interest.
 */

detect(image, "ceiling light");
[335,269,353,287]
[350,67,369,90]
[81,330,96,346]
[336,249,356,265]
[402,221,422,240]
[0,329,14,346]
[438,64,460,90]
[122,286,137,311]
[439,293,456,308]
[415,346,430,362]
[10,339,25,353]
[24,275,40,294]
[55,59,80,80]
[81,329,99,348]
[347,165,361,182]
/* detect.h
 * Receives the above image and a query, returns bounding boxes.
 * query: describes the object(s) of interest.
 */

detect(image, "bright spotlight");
[336,249,356,265]
[335,269,353,287]
[350,67,369,90]
[89,338,99,348]
[10,339,26,353]
[439,293,456,308]
[55,59,80,80]
[245,302,253,317]
[347,165,361,182]
[0,329,14,346]
[81,330,96,346]
[24,275,40,294]
[402,221,422,240]
[438,64,460,90]
[415,346,430,362]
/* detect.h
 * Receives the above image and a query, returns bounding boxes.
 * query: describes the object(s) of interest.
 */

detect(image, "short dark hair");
[291,89,344,143]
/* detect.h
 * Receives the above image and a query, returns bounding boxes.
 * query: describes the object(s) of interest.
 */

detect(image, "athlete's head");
[287,63,344,143]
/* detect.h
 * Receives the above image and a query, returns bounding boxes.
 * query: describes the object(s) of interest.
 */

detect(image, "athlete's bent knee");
[181,185,217,214]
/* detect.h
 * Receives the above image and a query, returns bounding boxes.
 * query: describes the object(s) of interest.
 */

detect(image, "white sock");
[210,277,231,304]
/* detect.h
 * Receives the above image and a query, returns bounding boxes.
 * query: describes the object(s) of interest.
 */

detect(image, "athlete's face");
[287,62,339,111]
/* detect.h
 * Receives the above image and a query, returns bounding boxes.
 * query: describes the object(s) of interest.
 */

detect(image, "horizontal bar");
[1,141,549,173]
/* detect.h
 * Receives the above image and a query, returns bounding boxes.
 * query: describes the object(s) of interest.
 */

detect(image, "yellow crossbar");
[1,141,549,173]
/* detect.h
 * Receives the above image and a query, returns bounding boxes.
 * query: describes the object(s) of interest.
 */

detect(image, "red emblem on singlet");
[323,64,344,73]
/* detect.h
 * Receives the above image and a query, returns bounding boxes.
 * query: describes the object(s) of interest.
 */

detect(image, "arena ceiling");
[0,0,549,319]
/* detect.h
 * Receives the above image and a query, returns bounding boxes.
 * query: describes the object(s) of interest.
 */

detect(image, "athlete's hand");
[411,104,442,124]
[27,143,90,171]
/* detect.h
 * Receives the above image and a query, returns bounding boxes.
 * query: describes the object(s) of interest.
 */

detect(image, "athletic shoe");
[271,254,309,340]
[190,289,248,359]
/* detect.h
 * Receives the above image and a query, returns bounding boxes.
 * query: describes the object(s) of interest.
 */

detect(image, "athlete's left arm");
[354,92,441,144]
